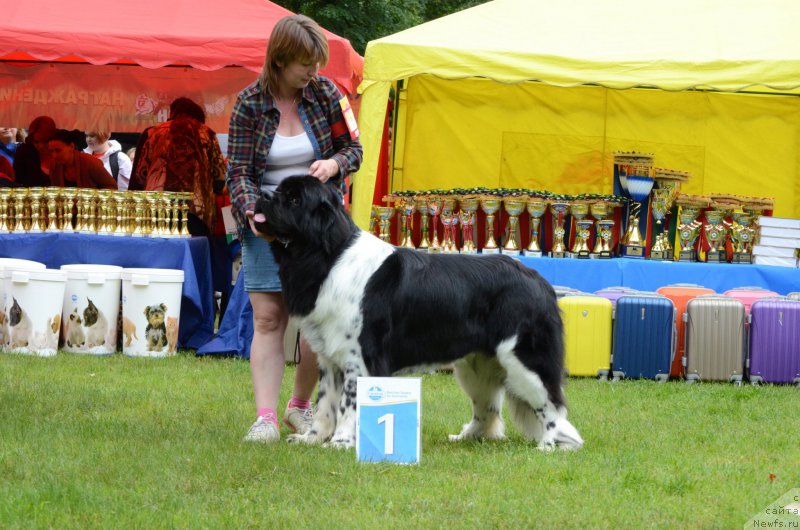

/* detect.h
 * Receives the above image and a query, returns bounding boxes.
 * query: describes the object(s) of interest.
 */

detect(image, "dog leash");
[292,329,301,364]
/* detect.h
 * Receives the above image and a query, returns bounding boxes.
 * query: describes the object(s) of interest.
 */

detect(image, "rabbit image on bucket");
[121,268,183,357]
[60,265,122,355]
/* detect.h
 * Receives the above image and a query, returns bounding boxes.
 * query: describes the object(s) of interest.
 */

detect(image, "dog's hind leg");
[495,336,584,451]
[287,360,341,445]
[448,353,506,442]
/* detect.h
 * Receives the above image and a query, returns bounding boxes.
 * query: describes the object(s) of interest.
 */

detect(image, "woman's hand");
[245,210,270,240]
[308,159,339,182]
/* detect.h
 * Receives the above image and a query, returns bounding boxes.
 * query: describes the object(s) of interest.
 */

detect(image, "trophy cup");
[375,206,394,243]
[178,192,192,237]
[13,187,30,232]
[415,196,430,251]
[589,200,614,258]
[0,188,11,233]
[501,197,526,256]
[396,196,416,249]
[730,211,756,264]
[61,188,77,232]
[704,202,733,263]
[674,194,710,262]
[549,200,571,258]
[525,197,548,257]
[45,187,60,232]
[27,187,45,233]
[440,197,459,253]
[649,189,674,260]
[113,193,126,236]
[568,201,592,259]
[459,196,480,254]
[479,196,501,254]
[615,153,655,258]
[426,196,442,253]
[369,205,378,237]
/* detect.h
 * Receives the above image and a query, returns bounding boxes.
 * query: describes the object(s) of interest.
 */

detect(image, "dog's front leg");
[325,360,366,449]
[287,361,341,445]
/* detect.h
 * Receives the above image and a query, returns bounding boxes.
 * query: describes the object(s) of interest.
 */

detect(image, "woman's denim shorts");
[241,229,282,293]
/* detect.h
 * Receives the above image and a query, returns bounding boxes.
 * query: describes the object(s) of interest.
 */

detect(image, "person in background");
[84,132,133,191]
[13,116,56,187]
[48,129,117,189]
[132,97,226,236]
[126,147,136,165]
[0,155,14,186]
[1,127,20,166]
[227,15,363,443]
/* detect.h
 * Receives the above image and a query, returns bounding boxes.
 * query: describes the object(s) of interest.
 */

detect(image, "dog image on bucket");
[122,316,138,347]
[144,303,168,352]
[166,316,178,353]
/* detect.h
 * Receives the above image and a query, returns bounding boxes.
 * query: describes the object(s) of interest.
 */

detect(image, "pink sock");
[256,408,278,425]
[287,397,312,410]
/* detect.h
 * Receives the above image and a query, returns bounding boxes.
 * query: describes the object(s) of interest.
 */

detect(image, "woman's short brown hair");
[259,15,330,96]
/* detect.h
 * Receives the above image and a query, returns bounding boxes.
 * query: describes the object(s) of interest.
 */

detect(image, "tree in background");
[276,0,487,55]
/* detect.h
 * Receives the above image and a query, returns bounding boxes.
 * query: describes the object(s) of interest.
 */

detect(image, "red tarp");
[0,0,363,132]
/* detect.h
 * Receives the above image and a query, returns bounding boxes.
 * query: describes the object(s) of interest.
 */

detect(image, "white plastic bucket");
[121,268,184,357]
[0,258,46,344]
[4,268,67,357]
[60,264,123,355]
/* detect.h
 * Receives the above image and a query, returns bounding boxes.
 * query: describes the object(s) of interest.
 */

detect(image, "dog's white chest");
[296,231,393,364]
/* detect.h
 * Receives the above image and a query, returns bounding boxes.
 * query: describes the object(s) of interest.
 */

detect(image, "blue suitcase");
[611,293,676,382]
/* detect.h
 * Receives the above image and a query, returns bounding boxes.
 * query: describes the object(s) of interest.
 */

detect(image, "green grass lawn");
[1,352,798,529]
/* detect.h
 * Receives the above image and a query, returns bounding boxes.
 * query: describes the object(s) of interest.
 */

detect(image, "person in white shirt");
[84,132,132,191]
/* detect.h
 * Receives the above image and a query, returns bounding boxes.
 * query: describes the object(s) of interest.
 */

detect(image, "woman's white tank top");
[260,132,315,194]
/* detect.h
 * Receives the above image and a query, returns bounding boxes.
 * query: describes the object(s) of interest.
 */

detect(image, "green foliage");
[275,0,488,55]
[1,353,799,528]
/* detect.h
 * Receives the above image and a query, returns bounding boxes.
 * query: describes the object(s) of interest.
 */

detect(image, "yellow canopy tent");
[352,0,800,228]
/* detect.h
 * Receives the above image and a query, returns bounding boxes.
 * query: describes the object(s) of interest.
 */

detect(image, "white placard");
[356,377,421,465]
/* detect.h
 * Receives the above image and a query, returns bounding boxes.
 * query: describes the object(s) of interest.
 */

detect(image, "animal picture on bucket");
[6,297,59,355]
[144,303,169,352]
[62,296,118,354]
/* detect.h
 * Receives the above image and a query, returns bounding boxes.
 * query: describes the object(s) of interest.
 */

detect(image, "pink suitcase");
[723,287,779,314]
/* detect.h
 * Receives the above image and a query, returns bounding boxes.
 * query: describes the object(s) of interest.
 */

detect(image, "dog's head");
[144,304,167,328]
[50,314,61,334]
[253,175,356,258]
[83,299,99,327]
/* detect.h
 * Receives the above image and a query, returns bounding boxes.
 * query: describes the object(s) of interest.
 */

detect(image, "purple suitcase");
[594,287,638,308]
[748,298,800,385]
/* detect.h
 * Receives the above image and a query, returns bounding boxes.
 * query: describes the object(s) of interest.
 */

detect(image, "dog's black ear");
[143,307,150,317]
[160,303,167,312]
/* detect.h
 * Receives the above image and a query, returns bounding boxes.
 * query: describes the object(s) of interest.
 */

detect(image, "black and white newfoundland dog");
[254,176,583,451]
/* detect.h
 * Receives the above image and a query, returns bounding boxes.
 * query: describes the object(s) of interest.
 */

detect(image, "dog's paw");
[323,436,354,450]
[287,431,327,445]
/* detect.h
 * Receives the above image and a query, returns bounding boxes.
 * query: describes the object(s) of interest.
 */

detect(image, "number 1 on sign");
[377,413,394,455]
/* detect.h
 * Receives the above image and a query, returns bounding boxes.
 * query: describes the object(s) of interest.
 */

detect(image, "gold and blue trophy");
[615,152,655,258]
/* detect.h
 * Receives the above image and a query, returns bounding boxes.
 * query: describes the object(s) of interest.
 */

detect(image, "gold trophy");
[179,192,192,237]
[45,187,60,232]
[0,188,11,233]
[649,189,674,260]
[730,211,756,264]
[113,193,126,236]
[589,200,615,259]
[375,206,394,243]
[415,196,430,251]
[479,196,501,254]
[674,194,710,262]
[568,201,592,259]
[14,187,30,232]
[705,198,737,263]
[549,200,571,258]
[28,187,44,233]
[369,205,378,237]
[525,197,548,257]
[501,196,526,256]
[615,152,655,258]
[440,197,459,253]
[61,188,77,232]
[426,196,442,253]
[459,196,480,254]
[396,196,416,249]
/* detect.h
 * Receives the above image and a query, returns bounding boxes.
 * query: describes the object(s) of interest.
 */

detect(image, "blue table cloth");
[198,254,800,359]
[0,232,215,349]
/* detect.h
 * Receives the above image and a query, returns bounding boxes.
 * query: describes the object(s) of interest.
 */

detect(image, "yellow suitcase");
[558,294,613,378]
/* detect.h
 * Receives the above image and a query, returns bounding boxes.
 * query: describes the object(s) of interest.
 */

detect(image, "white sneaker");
[283,407,313,435]
[243,416,280,443]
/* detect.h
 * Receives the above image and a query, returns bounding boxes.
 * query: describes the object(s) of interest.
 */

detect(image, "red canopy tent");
[0,0,363,132]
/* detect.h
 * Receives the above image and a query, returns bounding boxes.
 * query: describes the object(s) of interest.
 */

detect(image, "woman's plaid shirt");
[226,76,363,237]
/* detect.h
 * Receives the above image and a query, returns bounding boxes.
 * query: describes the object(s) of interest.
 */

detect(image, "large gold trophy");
[705,195,740,263]
[674,194,711,262]
[615,152,655,258]
[733,197,774,263]
[589,199,616,259]
[650,168,689,260]
[525,197,548,257]
[440,197,459,253]
[459,196,480,254]
[501,196,526,256]
[568,200,592,259]
[414,195,431,251]
[548,199,570,258]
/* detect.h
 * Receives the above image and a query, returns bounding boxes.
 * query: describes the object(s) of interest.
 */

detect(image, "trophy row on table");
[372,190,628,259]
[370,152,773,263]
[0,187,195,238]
